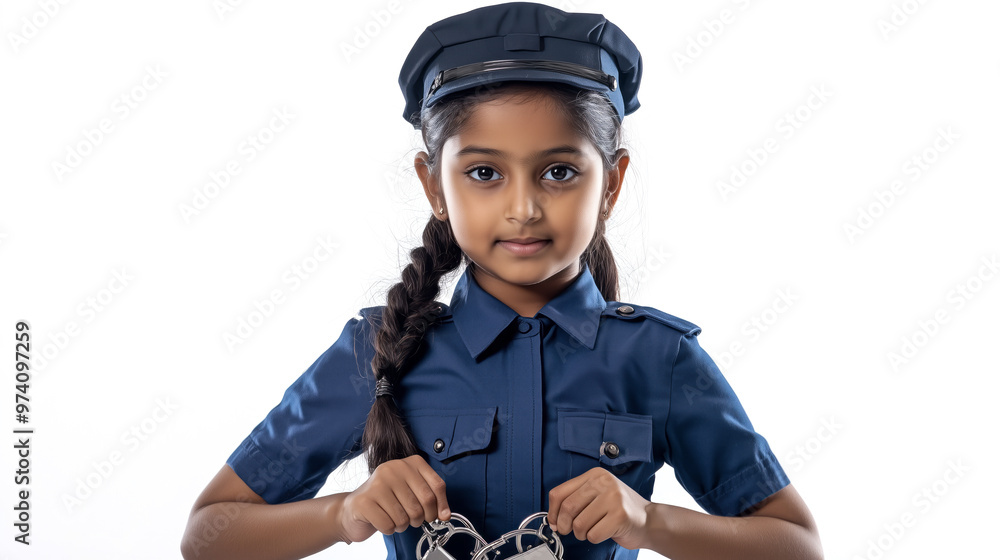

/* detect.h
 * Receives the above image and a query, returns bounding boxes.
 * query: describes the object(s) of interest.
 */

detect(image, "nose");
[506,172,543,224]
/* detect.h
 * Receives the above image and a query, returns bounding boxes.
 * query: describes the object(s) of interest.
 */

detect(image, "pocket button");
[600,441,620,459]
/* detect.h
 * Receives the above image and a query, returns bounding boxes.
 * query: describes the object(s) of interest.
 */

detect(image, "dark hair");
[361,81,625,474]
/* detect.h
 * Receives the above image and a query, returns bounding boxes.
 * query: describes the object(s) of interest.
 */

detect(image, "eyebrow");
[454,144,585,160]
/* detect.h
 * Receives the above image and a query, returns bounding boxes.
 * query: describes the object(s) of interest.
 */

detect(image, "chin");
[476,260,548,281]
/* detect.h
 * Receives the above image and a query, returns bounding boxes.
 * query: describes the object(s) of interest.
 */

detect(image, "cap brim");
[419,68,622,124]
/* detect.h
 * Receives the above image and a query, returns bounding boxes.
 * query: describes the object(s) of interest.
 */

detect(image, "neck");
[470,262,582,318]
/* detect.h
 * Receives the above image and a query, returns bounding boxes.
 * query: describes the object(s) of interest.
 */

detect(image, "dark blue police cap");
[398,2,642,129]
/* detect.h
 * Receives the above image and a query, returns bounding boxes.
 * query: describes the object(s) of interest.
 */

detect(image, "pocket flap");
[406,406,498,461]
[558,409,653,467]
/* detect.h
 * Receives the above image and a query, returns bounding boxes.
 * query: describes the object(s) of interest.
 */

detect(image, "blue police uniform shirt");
[226,262,790,560]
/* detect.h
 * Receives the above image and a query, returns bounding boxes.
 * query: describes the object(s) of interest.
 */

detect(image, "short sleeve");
[225,311,377,504]
[664,332,790,516]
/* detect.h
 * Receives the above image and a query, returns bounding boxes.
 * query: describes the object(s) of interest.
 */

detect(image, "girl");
[182,3,822,559]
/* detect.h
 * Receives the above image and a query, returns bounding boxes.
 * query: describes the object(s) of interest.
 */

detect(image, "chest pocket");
[557,408,653,480]
[404,406,498,541]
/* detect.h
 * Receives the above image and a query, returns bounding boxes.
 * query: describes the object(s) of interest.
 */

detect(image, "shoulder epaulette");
[601,302,701,336]
[355,305,384,329]
[357,305,383,319]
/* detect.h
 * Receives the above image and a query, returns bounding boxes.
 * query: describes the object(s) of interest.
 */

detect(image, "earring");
[603,209,609,218]
[439,207,445,214]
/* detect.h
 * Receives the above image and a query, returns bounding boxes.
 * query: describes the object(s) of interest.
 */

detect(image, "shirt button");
[518,321,531,333]
[601,441,620,459]
[615,305,634,316]
[433,439,445,453]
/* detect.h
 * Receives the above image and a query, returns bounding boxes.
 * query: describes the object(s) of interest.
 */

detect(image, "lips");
[500,237,546,244]
[497,238,550,256]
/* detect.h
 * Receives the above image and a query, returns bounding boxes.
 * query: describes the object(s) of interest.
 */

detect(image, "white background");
[1,0,997,558]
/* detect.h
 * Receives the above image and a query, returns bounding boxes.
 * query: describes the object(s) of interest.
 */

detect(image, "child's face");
[417,91,627,305]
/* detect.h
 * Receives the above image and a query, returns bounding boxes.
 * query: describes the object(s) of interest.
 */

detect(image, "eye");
[465,166,503,183]
[543,165,578,182]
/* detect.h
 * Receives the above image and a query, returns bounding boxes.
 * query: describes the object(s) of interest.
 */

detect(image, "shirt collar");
[449,263,607,361]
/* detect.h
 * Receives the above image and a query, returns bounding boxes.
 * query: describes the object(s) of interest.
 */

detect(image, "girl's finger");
[567,499,603,542]
[411,457,451,521]
[377,488,414,533]
[584,509,618,545]
[390,469,433,529]
[548,472,592,529]
[360,499,397,536]
[402,465,446,525]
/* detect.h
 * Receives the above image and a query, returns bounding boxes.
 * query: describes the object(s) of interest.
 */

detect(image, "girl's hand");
[338,454,452,544]
[547,467,653,551]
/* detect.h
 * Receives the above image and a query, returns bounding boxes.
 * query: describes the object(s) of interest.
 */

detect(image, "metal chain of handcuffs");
[417,511,564,560]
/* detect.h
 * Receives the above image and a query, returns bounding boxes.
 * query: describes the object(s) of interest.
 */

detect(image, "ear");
[415,151,446,219]
[604,148,629,214]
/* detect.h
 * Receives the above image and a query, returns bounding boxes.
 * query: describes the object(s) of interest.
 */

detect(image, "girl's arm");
[180,464,351,560]
[640,484,823,560]
[182,455,452,560]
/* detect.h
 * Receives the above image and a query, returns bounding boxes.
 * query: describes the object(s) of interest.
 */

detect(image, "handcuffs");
[417,511,564,560]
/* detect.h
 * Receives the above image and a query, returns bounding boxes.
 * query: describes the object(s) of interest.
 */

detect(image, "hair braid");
[361,215,465,474]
